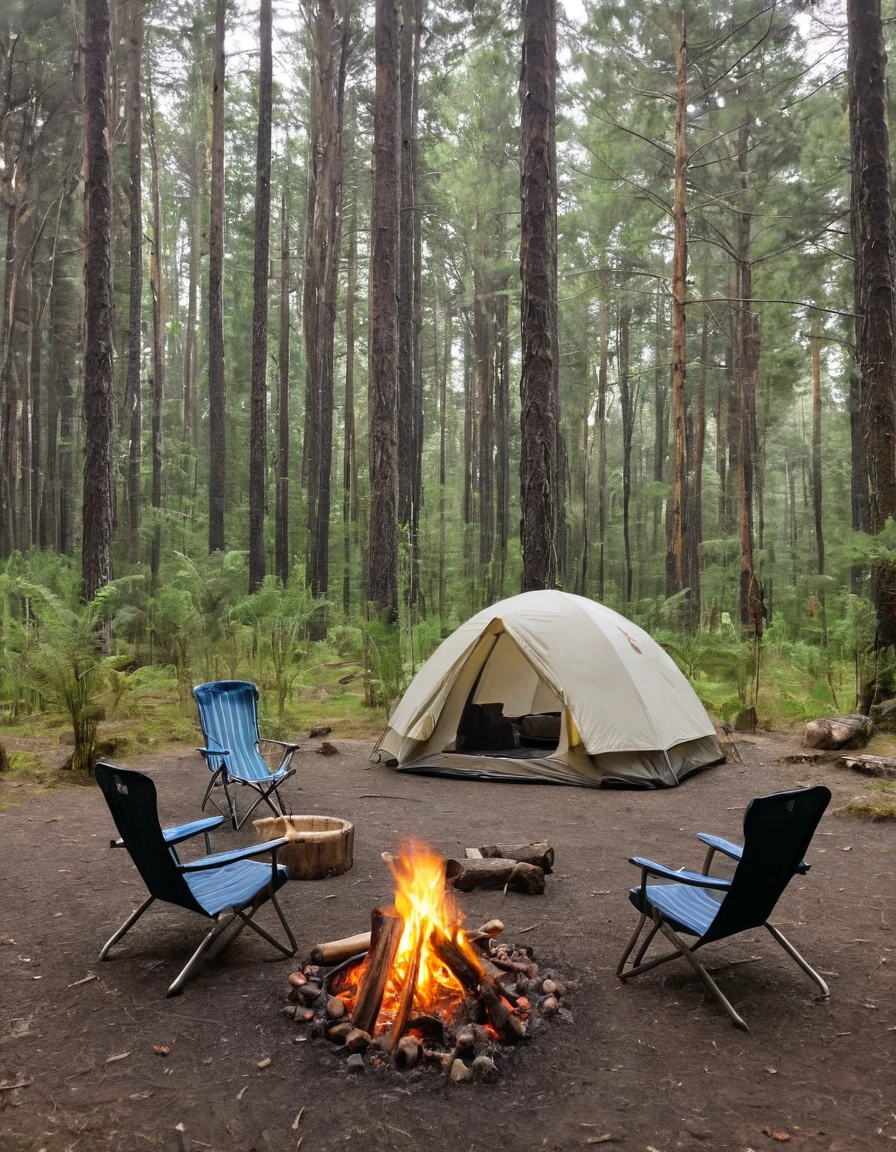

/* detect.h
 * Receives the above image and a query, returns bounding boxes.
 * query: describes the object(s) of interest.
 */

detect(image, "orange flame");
[378,840,483,1023]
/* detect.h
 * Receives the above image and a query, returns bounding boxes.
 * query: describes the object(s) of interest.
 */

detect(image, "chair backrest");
[193,681,266,778]
[95,762,204,915]
[702,785,831,944]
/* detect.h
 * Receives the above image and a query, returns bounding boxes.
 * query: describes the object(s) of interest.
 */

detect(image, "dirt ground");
[0,730,894,1152]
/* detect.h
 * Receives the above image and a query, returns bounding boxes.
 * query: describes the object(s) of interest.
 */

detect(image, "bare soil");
[0,731,893,1152]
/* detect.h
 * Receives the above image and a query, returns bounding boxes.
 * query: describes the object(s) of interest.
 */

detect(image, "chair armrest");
[163,815,226,846]
[629,856,732,891]
[696,833,810,875]
[180,837,289,873]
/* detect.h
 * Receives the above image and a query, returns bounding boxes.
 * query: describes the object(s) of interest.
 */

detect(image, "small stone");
[288,971,308,988]
[326,1022,353,1044]
[471,1055,498,1082]
[454,1029,475,1052]
[393,1035,421,1070]
[344,1028,371,1053]
[346,1053,365,1075]
[449,1058,473,1083]
[539,995,559,1016]
[325,996,346,1020]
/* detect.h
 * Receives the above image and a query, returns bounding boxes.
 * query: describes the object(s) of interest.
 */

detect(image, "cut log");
[804,714,872,750]
[479,842,554,874]
[309,932,371,966]
[351,907,404,1035]
[839,754,896,781]
[444,857,545,894]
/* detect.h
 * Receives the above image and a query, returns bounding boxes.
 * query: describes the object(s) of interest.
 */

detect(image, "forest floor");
[0,729,894,1152]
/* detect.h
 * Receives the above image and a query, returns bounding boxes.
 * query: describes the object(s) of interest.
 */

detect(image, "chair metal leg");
[616,913,647,976]
[765,922,830,999]
[241,890,297,956]
[656,921,750,1032]
[633,921,660,967]
[100,896,156,960]
[166,917,235,997]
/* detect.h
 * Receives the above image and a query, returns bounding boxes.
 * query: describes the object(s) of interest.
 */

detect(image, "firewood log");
[309,932,371,966]
[478,977,526,1043]
[479,842,554,874]
[444,857,545,894]
[351,907,403,1035]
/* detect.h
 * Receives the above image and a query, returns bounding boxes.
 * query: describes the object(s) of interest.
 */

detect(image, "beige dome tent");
[374,590,723,787]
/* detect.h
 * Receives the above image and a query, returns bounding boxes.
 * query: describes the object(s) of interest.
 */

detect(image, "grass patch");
[835,780,896,821]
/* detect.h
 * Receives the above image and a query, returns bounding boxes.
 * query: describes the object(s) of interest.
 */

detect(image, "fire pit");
[281,841,568,1079]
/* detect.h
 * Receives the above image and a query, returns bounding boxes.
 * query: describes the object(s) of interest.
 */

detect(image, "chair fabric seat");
[629,882,724,939]
[185,860,289,917]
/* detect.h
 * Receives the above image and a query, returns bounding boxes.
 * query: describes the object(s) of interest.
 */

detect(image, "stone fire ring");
[253,814,354,880]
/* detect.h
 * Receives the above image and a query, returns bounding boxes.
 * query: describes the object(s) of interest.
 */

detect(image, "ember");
[281,840,568,1078]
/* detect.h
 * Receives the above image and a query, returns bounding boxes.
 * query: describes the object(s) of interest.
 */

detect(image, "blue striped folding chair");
[616,785,831,1031]
[193,681,299,830]
[96,763,296,996]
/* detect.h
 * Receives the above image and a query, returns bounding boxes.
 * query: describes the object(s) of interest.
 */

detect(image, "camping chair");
[616,785,831,1031]
[95,762,297,996]
[193,681,299,830]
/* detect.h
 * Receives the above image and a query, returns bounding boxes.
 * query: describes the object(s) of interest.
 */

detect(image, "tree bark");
[519,0,559,593]
[81,0,115,603]
[248,0,273,594]
[275,188,291,585]
[207,0,226,554]
[849,0,896,648]
[667,5,688,606]
[147,81,164,590]
[368,0,400,620]
[122,0,142,565]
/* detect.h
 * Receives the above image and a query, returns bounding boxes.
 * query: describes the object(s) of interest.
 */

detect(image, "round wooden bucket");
[252,814,354,880]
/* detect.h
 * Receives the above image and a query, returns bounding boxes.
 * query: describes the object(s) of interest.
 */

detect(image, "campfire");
[283,840,567,1079]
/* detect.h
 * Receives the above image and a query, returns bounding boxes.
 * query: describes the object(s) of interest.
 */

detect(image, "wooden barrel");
[252,814,354,880]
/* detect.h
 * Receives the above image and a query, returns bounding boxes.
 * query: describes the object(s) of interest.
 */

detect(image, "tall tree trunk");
[494,278,510,596]
[122,0,142,564]
[596,292,608,601]
[619,305,635,606]
[275,188,291,584]
[249,0,273,594]
[849,0,896,649]
[81,0,115,603]
[368,0,400,620]
[811,321,824,577]
[207,0,226,554]
[147,81,164,590]
[304,0,351,631]
[519,0,559,592]
[342,167,358,616]
[667,5,689,606]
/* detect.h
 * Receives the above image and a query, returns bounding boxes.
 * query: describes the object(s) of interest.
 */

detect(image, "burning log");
[445,857,545,894]
[479,977,526,1043]
[351,907,404,1035]
[480,842,554,874]
[309,932,371,966]
[390,933,424,1050]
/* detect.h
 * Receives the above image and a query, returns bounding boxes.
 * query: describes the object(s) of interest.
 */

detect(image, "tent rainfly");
[373,590,724,788]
